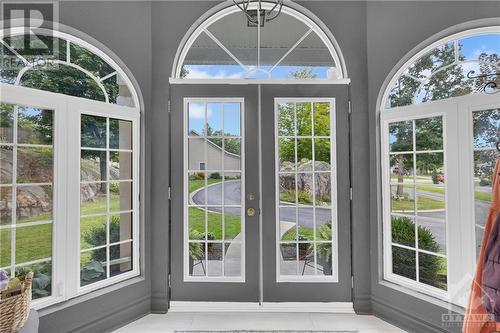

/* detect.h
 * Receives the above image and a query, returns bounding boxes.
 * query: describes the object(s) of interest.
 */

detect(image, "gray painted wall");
[27,1,500,332]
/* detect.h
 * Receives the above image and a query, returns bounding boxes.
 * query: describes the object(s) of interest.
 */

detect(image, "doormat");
[175,331,358,333]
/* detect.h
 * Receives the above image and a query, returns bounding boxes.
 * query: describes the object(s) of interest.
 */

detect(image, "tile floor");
[112,312,405,333]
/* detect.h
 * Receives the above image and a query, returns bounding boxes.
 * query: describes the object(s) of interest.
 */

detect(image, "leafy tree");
[81,115,107,191]
[389,121,413,196]
[278,102,331,165]
[180,65,189,78]
[289,67,317,79]
[388,42,470,107]
[204,124,241,155]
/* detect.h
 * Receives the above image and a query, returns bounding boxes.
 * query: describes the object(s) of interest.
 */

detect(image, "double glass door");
[169,84,350,303]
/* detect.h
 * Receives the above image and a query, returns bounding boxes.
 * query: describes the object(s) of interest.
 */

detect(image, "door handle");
[247,207,256,217]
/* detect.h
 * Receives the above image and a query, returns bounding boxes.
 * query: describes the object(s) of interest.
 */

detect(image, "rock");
[280,160,331,202]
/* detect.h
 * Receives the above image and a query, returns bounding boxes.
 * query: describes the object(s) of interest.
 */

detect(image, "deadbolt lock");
[247,192,256,201]
[247,207,256,217]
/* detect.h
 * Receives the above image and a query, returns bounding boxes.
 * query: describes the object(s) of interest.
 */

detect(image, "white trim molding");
[169,301,355,313]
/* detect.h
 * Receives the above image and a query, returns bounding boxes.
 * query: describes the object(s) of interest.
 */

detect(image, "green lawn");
[475,191,492,202]
[188,206,240,240]
[189,178,222,193]
[392,196,444,211]
[1,195,122,268]
[188,178,243,241]
[411,185,492,203]
[281,226,314,241]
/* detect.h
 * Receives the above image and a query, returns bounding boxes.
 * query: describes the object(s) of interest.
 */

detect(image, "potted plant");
[315,223,333,275]
[189,230,205,275]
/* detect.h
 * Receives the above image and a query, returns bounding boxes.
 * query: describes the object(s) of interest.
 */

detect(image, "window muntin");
[275,99,338,281]
[387,116,448,291]
[0,32,137,107]
[185,100,244,280]
[385,33,500,109]
[0,102,54,300]
[177,3,343,80]
[79,115,135,287]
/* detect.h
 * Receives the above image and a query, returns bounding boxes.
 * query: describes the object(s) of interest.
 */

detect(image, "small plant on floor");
[315,223,333,275]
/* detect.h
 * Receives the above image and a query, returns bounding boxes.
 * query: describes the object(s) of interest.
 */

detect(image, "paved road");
[403,188,489,252]
[192,182,490,252]
[192,181,332,227]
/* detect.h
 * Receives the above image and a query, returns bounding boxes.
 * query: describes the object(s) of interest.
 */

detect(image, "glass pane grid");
[388,117,447,291]
[80,115,134,287]
[0,103,54,300]
[187,102,243,278]
[277,101,334,278]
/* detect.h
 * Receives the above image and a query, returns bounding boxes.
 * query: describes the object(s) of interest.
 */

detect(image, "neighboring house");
[189,130,241,172]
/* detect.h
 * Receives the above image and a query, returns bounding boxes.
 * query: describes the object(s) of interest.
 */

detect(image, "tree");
[81,115,107,191]
[388,42,471,107]
[289,67,317,79]
[204,124,241,155]
[389,121,413,197]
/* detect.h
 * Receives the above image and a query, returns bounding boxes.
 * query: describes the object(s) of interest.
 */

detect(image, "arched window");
[0,29,140,308]
[379,27,500,305]
[173,2,346,80]
[1,29,138,107]
[384,30,500,108]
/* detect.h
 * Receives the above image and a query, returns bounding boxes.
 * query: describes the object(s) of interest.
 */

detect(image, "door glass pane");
[276,100,336,281]
[186,100,243,279]
[387,116,448,290]
[472,109,500,258]
[0,103,54,300]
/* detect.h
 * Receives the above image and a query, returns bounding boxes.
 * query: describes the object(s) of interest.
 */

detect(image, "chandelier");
[232,0,284,26]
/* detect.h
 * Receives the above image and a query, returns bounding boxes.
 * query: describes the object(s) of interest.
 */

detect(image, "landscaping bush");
[194,172,205,180]
[209,172,221,179]
[83,215,121,262]
[391,216,446,289]
[480,178,492,186]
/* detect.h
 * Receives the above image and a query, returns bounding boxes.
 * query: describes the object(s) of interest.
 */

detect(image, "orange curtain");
[463,158,500,332]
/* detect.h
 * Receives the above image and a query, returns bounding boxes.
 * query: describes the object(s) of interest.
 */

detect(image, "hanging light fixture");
[232,0,284,27]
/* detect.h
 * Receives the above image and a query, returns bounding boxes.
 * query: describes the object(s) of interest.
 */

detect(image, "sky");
[460,34,500,60]
[184,65,331,80]
[188,102,241,137]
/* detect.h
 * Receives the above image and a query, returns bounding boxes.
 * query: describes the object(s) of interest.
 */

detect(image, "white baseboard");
[169,301,354,313]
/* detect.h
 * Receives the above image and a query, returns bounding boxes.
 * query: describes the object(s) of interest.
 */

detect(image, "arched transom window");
[380,27,500,306]
[0,29,139,107]
[384,30,500,109]
[174,2,345,80]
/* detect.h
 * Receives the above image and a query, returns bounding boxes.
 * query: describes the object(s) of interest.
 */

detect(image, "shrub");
[194,172,205,180]
[391,216,446,289]
[83,215,121,262]
[209,172,221,179]
[480,178,492,186]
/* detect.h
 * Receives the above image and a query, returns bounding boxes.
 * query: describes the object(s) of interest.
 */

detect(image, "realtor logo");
[0,1,59,61]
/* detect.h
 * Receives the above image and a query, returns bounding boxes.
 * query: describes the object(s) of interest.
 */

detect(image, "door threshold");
[169,301,354,313]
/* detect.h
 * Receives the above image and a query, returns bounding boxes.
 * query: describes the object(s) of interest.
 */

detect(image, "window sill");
[379,278,465,315]
[37,275,145,317]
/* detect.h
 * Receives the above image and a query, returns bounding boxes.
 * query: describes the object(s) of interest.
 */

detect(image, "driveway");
[191,181,332,227]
